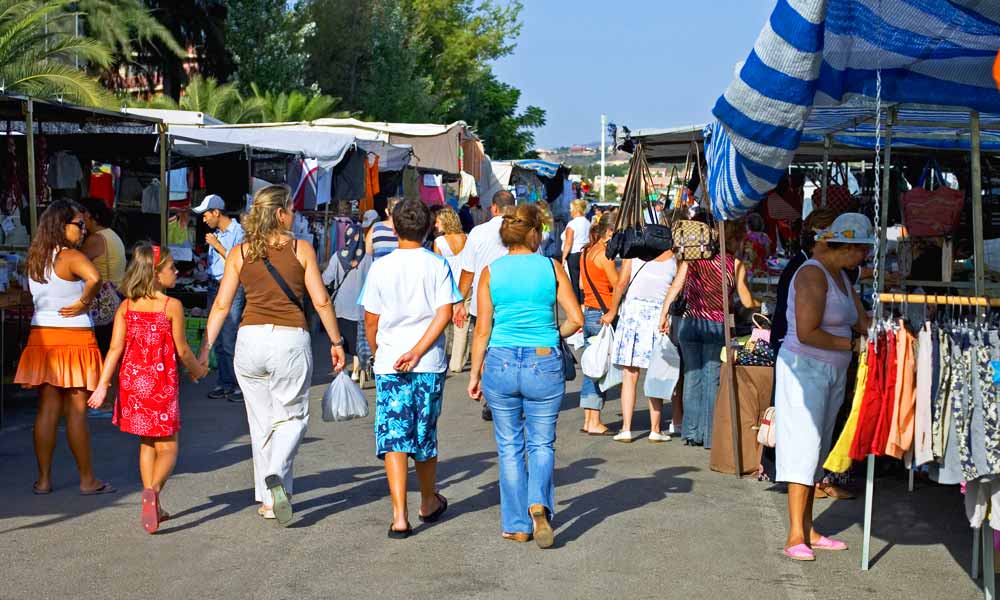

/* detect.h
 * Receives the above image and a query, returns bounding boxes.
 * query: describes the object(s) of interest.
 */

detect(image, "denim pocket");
[532,350,564,375]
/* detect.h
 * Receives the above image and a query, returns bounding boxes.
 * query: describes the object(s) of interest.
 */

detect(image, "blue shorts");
[374,372,445,462]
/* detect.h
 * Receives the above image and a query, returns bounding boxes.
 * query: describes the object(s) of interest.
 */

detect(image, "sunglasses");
[67,220,87,231]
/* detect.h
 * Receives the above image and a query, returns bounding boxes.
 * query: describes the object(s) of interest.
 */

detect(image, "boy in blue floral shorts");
[360,198,463,538]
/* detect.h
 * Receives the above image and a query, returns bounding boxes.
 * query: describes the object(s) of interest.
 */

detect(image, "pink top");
[782,259,858,369]
[683,254,736,323]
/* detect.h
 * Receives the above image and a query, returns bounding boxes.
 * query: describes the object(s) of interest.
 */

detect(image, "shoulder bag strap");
[581,247,609,313]
[328,264,356,301]
[261,246,304,312]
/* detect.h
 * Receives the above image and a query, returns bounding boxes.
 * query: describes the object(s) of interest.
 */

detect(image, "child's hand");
[87,385,108,410]
[393,350,421,372]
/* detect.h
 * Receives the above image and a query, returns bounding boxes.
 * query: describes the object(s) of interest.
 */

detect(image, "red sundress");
[113,299,180,437]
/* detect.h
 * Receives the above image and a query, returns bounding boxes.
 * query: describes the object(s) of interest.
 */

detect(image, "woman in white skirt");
[774,213,872,561]
[601,248,678,443]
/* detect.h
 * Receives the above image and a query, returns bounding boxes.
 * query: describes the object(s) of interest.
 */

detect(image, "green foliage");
[225,0,310,93]
[453,69,545,159]
[248,84,351,122]
[0,0,114,106]
[77,0,184,59]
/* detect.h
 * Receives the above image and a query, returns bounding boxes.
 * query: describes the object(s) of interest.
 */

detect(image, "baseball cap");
[192,194,225,214]
[815,212,876,245]
[361,209,380,229]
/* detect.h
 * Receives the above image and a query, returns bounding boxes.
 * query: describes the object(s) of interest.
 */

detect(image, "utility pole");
[600,113,606,202]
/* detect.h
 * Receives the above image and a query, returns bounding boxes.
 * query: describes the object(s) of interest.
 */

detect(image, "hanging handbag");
[901,158,964,237]
[811,164,858,213]
[671,143,719,261]
[606,142,673,262]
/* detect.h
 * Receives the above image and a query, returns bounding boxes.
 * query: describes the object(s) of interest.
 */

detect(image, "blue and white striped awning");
[707,0,1000,220]
[514,159,563,179]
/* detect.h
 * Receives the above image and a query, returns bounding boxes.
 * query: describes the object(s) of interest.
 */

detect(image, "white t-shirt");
[360,248,463,374]
[562,216,591,254]
[460,216,508,317]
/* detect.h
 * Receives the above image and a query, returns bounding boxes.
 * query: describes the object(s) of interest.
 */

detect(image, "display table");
[709,363,774,476]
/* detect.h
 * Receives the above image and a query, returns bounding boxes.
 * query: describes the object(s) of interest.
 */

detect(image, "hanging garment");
[933,326,953,459]
[34,135,50,205]
[402,167,420,202]
[168,168,188,201]
[851,334,886,462]
[951,330,983,482]
[48,151,83,190]
[89,171,115,208]
[871,329,898,456]
[141,179,161,214]
[913,323,935,467]
[459,171,478,204]
[363,154,380,213]
[965,477,1000,529]
[332,150,366,202]
[825,345,870,473]
[986,331,1000,475]
[420,173,445,206]
[886,324,917,459]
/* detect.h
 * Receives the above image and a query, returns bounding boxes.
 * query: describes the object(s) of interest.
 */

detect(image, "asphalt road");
[0,341,987,600]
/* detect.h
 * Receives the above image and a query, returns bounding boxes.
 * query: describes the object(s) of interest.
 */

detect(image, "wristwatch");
[331,338,344,348]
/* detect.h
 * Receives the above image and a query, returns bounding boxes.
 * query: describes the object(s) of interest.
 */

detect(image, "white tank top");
[435,235,464,278]
[624,256,678,304]
[30,250,94,328]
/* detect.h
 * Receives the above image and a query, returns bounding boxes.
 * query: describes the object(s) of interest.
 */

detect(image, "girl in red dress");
[88,245,207,533]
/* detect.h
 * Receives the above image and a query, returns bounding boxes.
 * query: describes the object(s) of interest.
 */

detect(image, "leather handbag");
[607,142,673,262]
[902,159,964,237]
[672,219,717,261]
[811,164,858,213]
[548,259,577,381]
[755,406,776,448]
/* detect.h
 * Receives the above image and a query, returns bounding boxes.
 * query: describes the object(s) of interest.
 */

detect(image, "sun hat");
[814,212,876,245]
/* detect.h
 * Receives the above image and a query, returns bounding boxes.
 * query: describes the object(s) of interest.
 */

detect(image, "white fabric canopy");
[169,125,354,167]
[124,108,225,126]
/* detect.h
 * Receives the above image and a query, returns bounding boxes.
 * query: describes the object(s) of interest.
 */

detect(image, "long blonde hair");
[121,244,171,301]
[242,185,292,262]
[436,207,464,235]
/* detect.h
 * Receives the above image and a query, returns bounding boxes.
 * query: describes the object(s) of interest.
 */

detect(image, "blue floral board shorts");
[374,372,445,461]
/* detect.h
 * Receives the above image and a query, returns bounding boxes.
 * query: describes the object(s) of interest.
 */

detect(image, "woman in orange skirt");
[15,200,114,495]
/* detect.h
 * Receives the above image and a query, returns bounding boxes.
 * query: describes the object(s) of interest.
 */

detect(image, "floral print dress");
[113,299,180,437]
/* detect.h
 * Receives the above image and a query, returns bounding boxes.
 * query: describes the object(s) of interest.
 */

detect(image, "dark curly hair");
[26,200,85,283]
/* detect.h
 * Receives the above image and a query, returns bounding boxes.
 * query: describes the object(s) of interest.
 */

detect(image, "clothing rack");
[878,293,1000,307]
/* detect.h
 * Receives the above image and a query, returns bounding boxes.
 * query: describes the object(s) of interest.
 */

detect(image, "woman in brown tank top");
[201,185,345,526]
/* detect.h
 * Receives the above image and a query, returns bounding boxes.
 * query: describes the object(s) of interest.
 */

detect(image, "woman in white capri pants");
[775,213,872,562]
[202,186,346,526]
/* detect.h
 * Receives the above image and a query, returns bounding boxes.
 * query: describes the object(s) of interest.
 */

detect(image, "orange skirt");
[14,327,103,391]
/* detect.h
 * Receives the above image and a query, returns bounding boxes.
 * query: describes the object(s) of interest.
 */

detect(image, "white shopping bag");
[321,371,369,422]
[644,335,681,399]
[581,324,614,379]
[566,329,585,350]
[599,361,622,392]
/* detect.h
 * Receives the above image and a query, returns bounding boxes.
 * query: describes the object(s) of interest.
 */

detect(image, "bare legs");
[385,453,442,532]
[33,385,100,492]
[786,482,826,548]
[582,409,607,434]
[139,435,178,492]
[618,367,665,434]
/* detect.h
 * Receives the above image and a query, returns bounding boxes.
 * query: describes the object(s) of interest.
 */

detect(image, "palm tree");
[0,0,114,106]
[128,74,262,123]
[249,84,352,123]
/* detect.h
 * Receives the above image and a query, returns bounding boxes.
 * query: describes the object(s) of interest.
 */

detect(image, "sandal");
[387,524,413,539]
[265,475,293,526]
[141,488,160,534]
[502,532,531,543]
[80,481,116,496]
[528,504,554,549]
[257,505,276,519]
[817,482,856,500]
[418,493,448,523]
[587,430,615,437]
[32,482,52,495]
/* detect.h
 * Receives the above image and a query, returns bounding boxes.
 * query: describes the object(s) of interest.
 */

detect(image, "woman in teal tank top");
[467,203,583,548]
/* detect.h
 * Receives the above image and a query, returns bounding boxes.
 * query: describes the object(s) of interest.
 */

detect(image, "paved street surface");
[0,341,986,599]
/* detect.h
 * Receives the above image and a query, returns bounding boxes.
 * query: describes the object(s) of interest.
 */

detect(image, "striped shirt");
[683,254,736,323]
[371,222,398,260]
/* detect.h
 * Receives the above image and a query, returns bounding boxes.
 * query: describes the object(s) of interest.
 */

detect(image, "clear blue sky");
[492,0,776,149]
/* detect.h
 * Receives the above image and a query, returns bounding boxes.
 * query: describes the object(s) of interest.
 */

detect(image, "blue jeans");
[580,307,607,410]
[482,346,565,535]
[677,317,725,448]
[208,281,246,390]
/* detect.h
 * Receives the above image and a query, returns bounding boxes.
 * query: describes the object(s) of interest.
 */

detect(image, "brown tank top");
[239,240,307,329]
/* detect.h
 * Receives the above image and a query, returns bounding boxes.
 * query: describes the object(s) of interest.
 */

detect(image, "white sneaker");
[648,431,672,443]
[668,423,678,435]
[350,370,359,382]
[613,430,638,443]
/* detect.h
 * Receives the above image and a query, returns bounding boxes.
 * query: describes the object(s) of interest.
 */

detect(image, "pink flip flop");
[812,535,848,551]
[783,543,816,561]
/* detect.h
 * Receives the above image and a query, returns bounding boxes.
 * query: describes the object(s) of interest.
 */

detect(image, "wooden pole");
[159,123,168,245]
[821,135,831,208]
[24,100,37,235]
[718,220,742,477]
[970,111,985,301]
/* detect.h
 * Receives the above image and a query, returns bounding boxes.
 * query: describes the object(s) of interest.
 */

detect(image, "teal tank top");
[488,254,559,348]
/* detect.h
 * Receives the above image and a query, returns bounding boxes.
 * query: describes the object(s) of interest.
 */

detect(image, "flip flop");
[265,475,293,526]
[418,493,448,523]
[32,482,52,495]
[587,430,615,437]
[80,482,116,496]
[387,524,413,539]
[141,488,160,534]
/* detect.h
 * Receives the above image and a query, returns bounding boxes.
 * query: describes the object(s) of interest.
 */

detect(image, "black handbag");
[607,142,673,262]
[548,259,577,381]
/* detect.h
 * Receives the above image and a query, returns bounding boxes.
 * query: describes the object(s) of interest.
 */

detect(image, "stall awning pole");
[970,111,985,301]
[821,135,831,208]
[24,100,37,234]
[159,123,168,245]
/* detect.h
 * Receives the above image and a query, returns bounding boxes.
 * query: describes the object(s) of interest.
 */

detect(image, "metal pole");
[862,453,875,570]
[718,220,742,477]
[159,123,168,245]
[971,111,985,301]
[600,114,606,203]
[875,109,894,299]
[985,523,996,600]
[821,135,831,208]
[24,100,37,235]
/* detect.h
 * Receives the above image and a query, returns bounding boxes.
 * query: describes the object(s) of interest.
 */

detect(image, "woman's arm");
[734,259,761,309]
[59,250,102,317]
[554,259,584,336]
[199,244,244,364]
[468,269,495,399]
[168,298,208,381]
[86,303,128,408]
[561,228,574,262]
[602,258,631,325]
[365,227,375,256]
[794,266,853,352]
[659,261,688,333]
[81,231,106,263]
[297,241,346,372]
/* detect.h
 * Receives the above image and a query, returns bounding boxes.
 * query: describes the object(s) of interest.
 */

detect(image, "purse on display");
[901,158,964,237]
[606,142,673,262]
[670,142,719,261]
[811,163,858,214]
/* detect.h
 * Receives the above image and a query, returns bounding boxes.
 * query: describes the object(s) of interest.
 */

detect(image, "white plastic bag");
[599,361,622,392]
[566,329,585,350]
[581,324,615,379]
[644,335,681,399]
[321,371,369,422]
